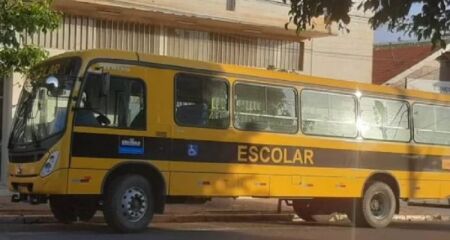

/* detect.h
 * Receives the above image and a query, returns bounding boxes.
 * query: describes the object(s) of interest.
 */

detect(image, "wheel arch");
[101,161,166,214]
[363,171,401,214]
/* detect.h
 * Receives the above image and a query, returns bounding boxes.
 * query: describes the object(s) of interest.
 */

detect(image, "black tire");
[348,182,396,228]
[49,196,98,223]
[103,174,154,233]
[49,197,77,224]
[292,200,317,222]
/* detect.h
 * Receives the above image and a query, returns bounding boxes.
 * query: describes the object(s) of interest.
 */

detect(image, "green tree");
[0,0,60,77]
[285,0,449,48]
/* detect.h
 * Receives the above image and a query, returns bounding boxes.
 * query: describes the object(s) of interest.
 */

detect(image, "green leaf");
[285,0,449,49]
[0,0,61,78]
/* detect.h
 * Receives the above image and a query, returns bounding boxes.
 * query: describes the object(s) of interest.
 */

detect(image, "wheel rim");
[120,187,148,222]
[369,191,390,220]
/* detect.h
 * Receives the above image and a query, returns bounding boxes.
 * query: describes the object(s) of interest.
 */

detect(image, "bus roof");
[50,49,450,103]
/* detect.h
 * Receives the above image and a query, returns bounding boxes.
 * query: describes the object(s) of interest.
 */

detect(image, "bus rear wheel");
[103,174,154,233]
[292,199,317,222]
[348,182,396,228]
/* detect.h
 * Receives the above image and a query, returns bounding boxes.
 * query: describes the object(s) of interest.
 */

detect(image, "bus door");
[67,62,169,194]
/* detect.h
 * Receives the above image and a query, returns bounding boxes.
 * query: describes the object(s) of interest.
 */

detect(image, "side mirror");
[45,75,59,90]
[45,75,61,96]
[101,73,110,96]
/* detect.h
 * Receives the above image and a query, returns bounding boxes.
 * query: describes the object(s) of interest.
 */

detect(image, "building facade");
[373,42,450,92]
[0,0,373,184]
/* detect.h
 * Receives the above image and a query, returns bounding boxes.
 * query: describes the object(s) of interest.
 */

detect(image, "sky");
[374,26,414,43]
[373,4,422,44]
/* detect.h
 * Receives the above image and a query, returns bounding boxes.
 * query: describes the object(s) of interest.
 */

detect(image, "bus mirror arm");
[101,73,110,96]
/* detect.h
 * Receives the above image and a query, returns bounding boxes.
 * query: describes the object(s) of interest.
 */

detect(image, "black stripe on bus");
[71,132,444,172]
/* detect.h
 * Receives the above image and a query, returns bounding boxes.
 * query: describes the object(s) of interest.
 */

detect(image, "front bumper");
[8,169,68,195]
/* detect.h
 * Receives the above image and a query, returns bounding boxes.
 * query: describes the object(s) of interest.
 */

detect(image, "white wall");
[301,1,374,83]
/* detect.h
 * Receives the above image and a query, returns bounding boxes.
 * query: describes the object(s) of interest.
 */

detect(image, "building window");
[175,73,229,129]
[75,74,146,129]
[413,103,450,145]
[25,14,304,71]
[301,90,357,138]
[226,0,236,11]
[359,97,410,142]
[234,83,297,133]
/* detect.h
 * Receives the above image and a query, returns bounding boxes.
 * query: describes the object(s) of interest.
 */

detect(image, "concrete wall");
[407,59,442,81]
[384,50,450,90]
[1,73,13,184]
[439,57,450,81]
[302,2,374,83]
[53,0,330,41]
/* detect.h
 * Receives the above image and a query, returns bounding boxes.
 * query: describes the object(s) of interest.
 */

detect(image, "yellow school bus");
[8,49,450,232]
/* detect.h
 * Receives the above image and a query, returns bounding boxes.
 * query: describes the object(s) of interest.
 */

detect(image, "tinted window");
[75,74,146,129]
[414,104,450,145]
[359,97,410,142]
[175,74,229,128]
[301,90,357,138]
[234,83,297,133]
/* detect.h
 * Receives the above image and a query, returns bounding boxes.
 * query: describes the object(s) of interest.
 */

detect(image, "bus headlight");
[40,151,60,177]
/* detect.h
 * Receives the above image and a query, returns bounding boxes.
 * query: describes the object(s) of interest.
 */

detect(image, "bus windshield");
[9,57,81,149]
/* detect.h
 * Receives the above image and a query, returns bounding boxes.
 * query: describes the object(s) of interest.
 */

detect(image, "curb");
[393,214,450,222]
[326,214,450,223]
[0,213,294,225]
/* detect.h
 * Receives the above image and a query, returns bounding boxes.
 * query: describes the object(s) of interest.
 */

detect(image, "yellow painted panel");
[170,172,269,197]
[411,180,440,199]
[9,169,68,194]
[440,181,450,199]
[70,158,170,172]
[67,169,107,194]
[388,172,447,199]
[300,176,363,198]
[270,175,363,198]
[169,161,371,177]
[270,175,297,197]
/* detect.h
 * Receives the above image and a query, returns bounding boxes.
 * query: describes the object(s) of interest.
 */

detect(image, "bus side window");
[75,74,146,130]
[359,97,410,142]
[234,83,298,134]
[175,73,229,129]
[414,104,450,145]
[301,90,357,138]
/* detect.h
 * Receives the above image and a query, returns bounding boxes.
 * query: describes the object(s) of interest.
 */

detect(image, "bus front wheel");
[348,182,396,228]
[103,174,154,233]
[49,196,77,224]
[49,196,98,224]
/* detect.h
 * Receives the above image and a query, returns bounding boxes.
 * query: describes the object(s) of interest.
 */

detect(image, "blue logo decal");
[119,137,144,155]
[187,144,199,157]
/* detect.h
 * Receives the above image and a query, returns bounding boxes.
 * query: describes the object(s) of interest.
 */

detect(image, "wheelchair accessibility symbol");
[187,144,199,157]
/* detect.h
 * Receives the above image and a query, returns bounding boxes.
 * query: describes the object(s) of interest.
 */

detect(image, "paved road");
[0,220,449,240]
